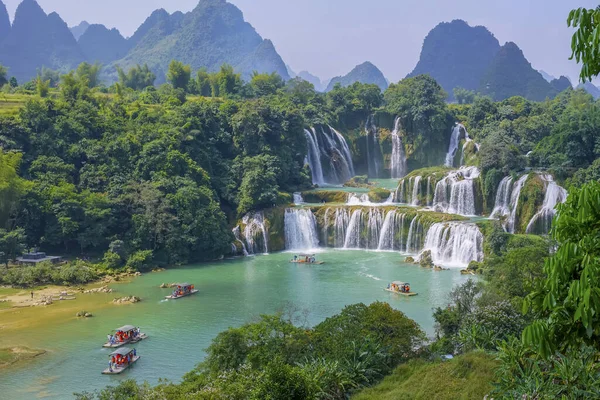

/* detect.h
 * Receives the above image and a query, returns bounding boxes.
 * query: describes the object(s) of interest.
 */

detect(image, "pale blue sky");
[2,0,595,84]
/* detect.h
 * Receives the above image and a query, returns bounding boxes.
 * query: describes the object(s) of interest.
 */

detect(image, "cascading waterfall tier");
[234,212,269,255]
[490,175,527,233]
[284,209,320,250]
[445,124,463,167]
[526,174,567,235]
[420,222,484,268]
[390,117,407,179]
[317,207,427,252]
[281,206,485,267]
[304,126,355,185]
[365,115,383,178]
[432,167,480,216]
[347,193,394,206]
[293,192,304,205]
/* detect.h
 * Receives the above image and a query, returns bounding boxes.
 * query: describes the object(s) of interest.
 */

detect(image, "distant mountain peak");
[326,61,388,92]
[0,0,85,81]
[479,41,557,101]
[408,19,500,99]
[70,21,90,40]
[79,24,128,64]
[0,0,10,39]
[111,0,289,82]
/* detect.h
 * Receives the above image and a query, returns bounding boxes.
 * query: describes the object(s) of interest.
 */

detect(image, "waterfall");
[432,167,480,216]
[334,208,350,248]
[411,176,422,206]
[426,177,431,206]
[490,175,528,233]
[232,226,249,256]
[406,215,424,253]
[421,222,483,267]
[366,116,383,178]
[377,210,397,250]
[445,124,463,167]
[390,117,407,179]
[395,179,407,203]
[304,129,325,185]
[526,175,567,234]
[330,126,356,178]
[241,212,268,254]
[293,192,304,205]
[367,208,384,249]
[347,193,371,205]
[490,177,513,218]
[304,126,355,185]
[284,209,320,250]
[344,209,364,248]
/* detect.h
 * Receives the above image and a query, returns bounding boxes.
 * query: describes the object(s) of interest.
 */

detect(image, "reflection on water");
[0,250,472,399]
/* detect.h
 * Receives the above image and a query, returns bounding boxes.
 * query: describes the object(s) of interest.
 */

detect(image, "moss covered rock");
[515,174,546,233]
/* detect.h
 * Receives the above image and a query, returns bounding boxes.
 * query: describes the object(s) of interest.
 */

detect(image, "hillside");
[0,1,9,39]
[479,42,558,101]
[0,0,85,82]
[298,70,324,91]
[577,82,600,99]
[70,21,89,40]
[78,24,129,64]
[408,19,500,99]
[109,0,289,82]
[550,76,572,93]
[325,61,388,91]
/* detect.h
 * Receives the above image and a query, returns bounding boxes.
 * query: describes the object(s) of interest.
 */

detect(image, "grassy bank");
[352,352,498,400]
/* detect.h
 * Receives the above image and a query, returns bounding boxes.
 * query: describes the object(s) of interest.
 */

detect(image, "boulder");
[405,256,415,263]
[112,296,141,304]
[419,250,435,268]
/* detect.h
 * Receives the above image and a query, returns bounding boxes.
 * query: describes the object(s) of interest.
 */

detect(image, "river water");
[0,250,471,399]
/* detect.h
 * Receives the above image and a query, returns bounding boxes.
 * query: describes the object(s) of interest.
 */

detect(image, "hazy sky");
[3,0,596,84]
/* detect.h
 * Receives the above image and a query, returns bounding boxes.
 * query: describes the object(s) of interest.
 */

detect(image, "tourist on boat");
[294,255,297,261]
[108,361,113,372]
[133,348,137,357]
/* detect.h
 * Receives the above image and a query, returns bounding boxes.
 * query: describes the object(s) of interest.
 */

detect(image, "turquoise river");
[0,250,472,399]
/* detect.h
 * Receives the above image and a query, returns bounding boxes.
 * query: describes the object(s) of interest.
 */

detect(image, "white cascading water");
[242,212,269,254]
[365,116,383,178]
[490,177,514,218]
[405,215,423,253]
[344,209,364,248]
[420,222,483,267]
[334,208,350,248]
[293,192,304,205]
[526,175,567,234]
[426,177,431,206]
[367,208,384,249]
[304,129,325,185]
[304,126,355,185]
[390,117,408,179]
[330,126,356,178]
[432,167,480,216]
[395,179,406,203]
[347,193,371,205]
[284,209,320,250]
[490,175,528,233]
[232,225,249,256]
[445,124,462,167]
[411,176,422,206]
